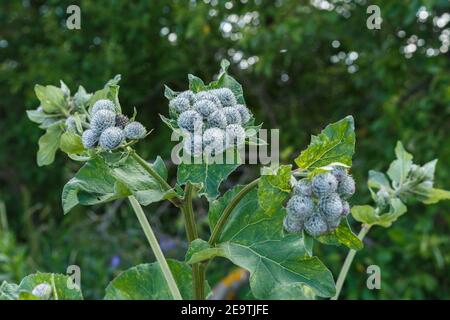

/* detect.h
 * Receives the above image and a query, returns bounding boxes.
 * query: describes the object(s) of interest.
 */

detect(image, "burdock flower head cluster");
[284,166,356,237]
[168,88,252,157]
[81,99,147,150]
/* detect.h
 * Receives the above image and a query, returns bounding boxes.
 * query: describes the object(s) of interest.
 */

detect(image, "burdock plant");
[9,61,448,301]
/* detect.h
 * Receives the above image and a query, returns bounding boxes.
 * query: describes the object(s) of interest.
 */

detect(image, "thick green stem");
[128,196,182,300]
[180,183,205,300]
[130,151,182,206]
[208,178,260,245]
[130,152,172,190]
[331,224,371,300]
[181,183,198,241]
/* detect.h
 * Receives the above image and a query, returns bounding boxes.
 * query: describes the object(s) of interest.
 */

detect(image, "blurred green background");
[1,0,449,299]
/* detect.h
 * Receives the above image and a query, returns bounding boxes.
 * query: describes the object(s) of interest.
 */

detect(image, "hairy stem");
[181,183,198,241]
[180,183,205,299]
[129,151,182,206]
[208,178,260,245]
[128,196,182,300]
[331,224,371,300]
[130,151,172,191]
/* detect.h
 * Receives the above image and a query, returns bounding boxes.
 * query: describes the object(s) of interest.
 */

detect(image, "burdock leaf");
[19,273,83,300]
[62,155,167,213]
[177,161,240,200]
[204,166,335,299]
[295,116,355,171]
[104,260,209,300]
[37,124,63,166]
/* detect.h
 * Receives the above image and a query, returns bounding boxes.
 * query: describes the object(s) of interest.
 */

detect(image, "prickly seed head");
[222,107,242,125]
[203,127,225,155]
[183,134,203,157]
[194,91,223,108]
[169,97,191,114]
[177,110,203,132]
[337,175,355,199]
[211,88,237,108]
[286,195,315,221]
[177,90,196,104]
[206,109,227,129]
[293,179,313,197]
[283,215,303,233]
[225,124,245,148]
[82,129,99,149]
[235,104,251,124]
[99,127,124,150]
[304,214,328,237]
[331,166,348,182]
[319,193,344,219]
[91,99,115,115]
[193,99,218,118]
[31,283,52,299]
[124,121,147,140]
[312,173,338,197]
[90,109,116,134]
[115,114,129,128]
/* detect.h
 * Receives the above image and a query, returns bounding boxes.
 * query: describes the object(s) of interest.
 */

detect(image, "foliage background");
[0,0,449,299]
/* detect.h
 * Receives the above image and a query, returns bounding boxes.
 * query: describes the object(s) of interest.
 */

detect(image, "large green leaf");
[104,260,209,300]
[208,185,244,232]
[294,116,355,171]
[258,165,292,212]
[218,239,334,299]
[34,84,67,113]
[62,155,167,213]
[352,198,407,228]
[387,141,413,187]
[177,162,240,200]
[18,273,83,300]
[316,218,363,250]
[203,166,335,299]
[37,124,63,167]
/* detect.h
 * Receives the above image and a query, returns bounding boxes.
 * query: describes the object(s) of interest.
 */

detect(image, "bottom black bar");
[0,300,446,318]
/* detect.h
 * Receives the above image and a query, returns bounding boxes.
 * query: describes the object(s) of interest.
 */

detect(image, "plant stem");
[331,224,371,300]
[208,178,260,245]
[208,169,306,245]
[128,196,182,300]
[129,151,182,206]
[180,183,205,299]
[130,151,172,191]
[181,183,198,241]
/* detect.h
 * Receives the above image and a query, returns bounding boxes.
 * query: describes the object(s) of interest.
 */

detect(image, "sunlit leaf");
[295,116,355,171]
